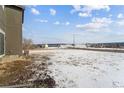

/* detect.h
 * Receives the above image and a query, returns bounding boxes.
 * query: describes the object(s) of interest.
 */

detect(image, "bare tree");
[22,38,33,56]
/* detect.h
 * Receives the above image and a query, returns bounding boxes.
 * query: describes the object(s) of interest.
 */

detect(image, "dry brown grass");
[0,54,56,88]
[0,56,33,86]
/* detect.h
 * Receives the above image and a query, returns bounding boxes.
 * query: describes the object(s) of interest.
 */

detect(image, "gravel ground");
[30,49,124,88]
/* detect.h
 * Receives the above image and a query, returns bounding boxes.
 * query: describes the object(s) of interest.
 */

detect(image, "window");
[0,31,5,55]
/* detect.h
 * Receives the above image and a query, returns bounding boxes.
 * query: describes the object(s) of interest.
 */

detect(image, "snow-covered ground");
[30,49,124,88]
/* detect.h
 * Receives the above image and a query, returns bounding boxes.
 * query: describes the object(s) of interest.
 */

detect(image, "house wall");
[0,6,5,56]
[4,6,24,55]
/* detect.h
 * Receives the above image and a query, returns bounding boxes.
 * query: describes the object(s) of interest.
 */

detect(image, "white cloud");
[54,21,70,26]
[117,13,124,19]
[117,20,124,26]
[65,22,70,26]
[76,17,112,32]
[35,19,48,23]
[92,17,112,24]
[54,21,60,25]
[71,5,110,17]
[83,5,110,13]
[50,8,56,16]
[78,12,91,17]
[72,5,81,11]
[109,14,112,17]
[76,23,104,32]
[31,8,40,15]
[70,5,82,14]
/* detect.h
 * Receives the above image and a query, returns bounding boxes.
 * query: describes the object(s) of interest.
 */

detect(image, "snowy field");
[30,49,124,88]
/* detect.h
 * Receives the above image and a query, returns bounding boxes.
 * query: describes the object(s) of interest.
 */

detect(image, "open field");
[0,49,124,88]
[30,49,124,88]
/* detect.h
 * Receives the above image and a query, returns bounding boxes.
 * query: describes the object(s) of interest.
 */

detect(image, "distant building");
[86,42,124,48]
[0,5,24,56]
[34,43,65,48]
[45,44,48,48]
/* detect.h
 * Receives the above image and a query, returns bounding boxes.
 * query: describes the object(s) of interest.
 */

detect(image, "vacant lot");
[1,49,124,88]
[30,49,124,88]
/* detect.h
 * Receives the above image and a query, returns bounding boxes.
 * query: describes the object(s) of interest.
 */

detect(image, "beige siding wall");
[5,6,23,55]
[0,6,5,55]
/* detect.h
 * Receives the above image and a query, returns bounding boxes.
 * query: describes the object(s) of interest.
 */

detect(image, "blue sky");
[23,5,124,44]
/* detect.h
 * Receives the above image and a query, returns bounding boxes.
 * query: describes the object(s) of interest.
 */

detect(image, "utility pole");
[73,33,75,47]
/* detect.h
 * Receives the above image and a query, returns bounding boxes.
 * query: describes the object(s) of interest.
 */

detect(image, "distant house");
[0,5,24,56]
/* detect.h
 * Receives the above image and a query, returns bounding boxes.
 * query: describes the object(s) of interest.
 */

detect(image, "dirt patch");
[32,74,56,88]
[28,52,56,88]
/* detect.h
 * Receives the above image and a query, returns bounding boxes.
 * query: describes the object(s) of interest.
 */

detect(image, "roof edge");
[15,5,25,10]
